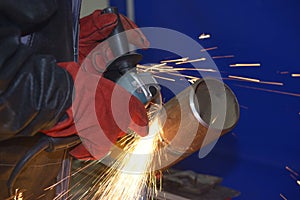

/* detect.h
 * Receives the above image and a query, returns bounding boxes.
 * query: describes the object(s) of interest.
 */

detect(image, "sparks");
[160,57,189,63]
[188,78,200,84]
[176,58,206,65]
[212,55,235,59]
[91,107,163,200]
[167,72,200,80]
[287,174,300,187]
[49,160,102,200]
[199,33,211,39]
[259,81,284,86]
[231,132,238,137]
[200,46,218,52]
[230,63,261,67]
[138,63,168,72]
[153,75,176,82]
[291,74,300,77]
[240,105,249,110]
[13,189,23,200]
[234,84,300,97]
[280,193,288,200]
[228,75,260,83]
[278,71,289,75]
[290,174,298,181]
[228,75,284,86]
[137,63,216,82]
[156,68,216,73]
[285,166,299,177]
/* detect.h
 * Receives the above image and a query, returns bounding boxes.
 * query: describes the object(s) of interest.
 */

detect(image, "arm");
[0,23,73,140]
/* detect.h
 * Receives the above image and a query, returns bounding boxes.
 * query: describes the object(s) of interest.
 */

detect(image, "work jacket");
[0,0,77,199]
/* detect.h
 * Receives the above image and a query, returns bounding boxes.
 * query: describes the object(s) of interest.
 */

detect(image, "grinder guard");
[101,7,161,106]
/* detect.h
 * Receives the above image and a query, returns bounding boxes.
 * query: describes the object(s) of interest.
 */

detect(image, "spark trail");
[92,118,162,200]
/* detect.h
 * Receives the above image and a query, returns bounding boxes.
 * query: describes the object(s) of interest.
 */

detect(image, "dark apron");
[0,135,67,199]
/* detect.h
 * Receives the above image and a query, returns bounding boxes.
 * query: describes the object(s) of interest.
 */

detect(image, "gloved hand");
[0,25,73,141]
[78,10,150,73]
[48,10,150,159]
[0,5,149,159]
[43,62,148,160]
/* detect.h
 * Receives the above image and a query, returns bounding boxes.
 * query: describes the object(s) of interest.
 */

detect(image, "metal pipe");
[107,78,239,171]
[156,78,240,169]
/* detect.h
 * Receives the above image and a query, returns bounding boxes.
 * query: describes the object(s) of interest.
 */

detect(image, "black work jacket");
[0,0,77,199]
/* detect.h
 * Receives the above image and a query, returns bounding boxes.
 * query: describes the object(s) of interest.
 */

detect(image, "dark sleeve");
[0,0,58,34]
[0,25,74,141]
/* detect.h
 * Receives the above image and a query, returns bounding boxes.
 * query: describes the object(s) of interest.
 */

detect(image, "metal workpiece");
[157,78,240,169]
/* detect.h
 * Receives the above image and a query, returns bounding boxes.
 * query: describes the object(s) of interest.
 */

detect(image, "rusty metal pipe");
[156,78,240,169]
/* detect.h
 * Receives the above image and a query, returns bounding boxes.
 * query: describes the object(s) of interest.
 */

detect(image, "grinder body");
[102,7,160,106]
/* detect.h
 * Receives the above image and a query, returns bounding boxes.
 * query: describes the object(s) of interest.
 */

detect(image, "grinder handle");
[102,7,130,57]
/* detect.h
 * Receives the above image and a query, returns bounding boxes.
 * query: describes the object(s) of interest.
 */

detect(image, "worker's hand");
[42,62,148,160]
[78,10,150,71]
[0,25,73,141]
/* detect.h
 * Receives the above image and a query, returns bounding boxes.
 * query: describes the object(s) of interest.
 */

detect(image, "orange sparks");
[153,75,175,82]
[212,55,235,59]
[280,193,287,200]
[167,72,200,80]
[201,46,218,52]
[290,174,300,186]
[176,58,206,65]
[13,189,24,200]
[137,64,216,75]
[228,75,260,83]
[188,78,200,84]
[137,64,169,69]
[158,68,216,73]
[240,105,249,110]
[199,33,211,39]
[231,132,238,137]
[291,74,300,77]
[230,63,261,67]
[259,81,284,86]
[137,63,168,72]
[160,57,189,63]
[92,117,162,200]
[290,174,298,181]
[228,75,283,86]
[278,71,289,75]
[285,166,299,176]
[234,84,300,97]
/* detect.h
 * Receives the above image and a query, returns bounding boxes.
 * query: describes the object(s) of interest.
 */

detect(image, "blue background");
[110,0,300,199]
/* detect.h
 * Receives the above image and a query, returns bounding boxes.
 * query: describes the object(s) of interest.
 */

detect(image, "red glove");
[42,10,150,160]
[78,10,150,73]
[42,62,148,160]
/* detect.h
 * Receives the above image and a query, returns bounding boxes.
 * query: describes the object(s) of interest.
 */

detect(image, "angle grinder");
[102,7,161,107]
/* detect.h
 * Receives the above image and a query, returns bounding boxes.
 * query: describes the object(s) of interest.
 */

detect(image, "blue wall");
[110,0,300,199]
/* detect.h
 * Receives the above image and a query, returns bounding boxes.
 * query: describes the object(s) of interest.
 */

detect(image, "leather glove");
[43,62,148,160]
[42,10,150,159]
[0,5,149,159]
[0,25,73,141]
[78,10,150,72]
[61,10,150,159]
